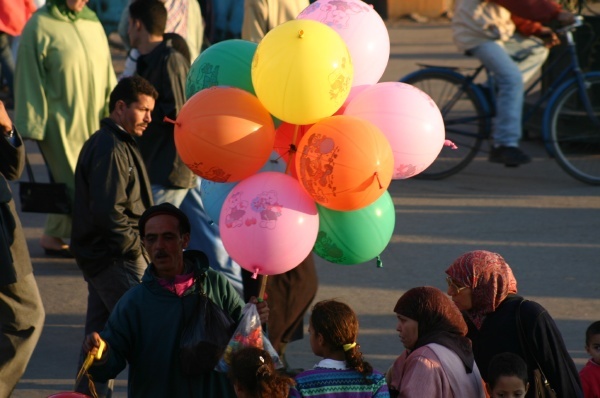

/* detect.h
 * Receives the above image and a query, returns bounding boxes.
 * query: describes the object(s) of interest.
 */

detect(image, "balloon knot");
[163,116,178,126]
[374,172,383,189]
[252,268,259,279]
[444,139,458,150]
[289,144,297,153]
[376,255,383,268]
[298,30,304,38]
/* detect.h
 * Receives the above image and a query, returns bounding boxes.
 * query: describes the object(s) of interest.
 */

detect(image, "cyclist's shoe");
[488,146,532,167]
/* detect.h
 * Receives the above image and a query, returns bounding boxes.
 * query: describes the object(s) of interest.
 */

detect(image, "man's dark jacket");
[71,118,153,277]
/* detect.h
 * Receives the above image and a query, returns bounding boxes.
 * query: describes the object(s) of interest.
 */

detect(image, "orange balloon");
[273,122,312,178]
[174,86,275,183]
[295,115,394,211]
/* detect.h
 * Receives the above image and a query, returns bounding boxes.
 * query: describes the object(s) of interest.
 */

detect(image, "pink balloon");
[298,0,390,86]
[344,82,445,179]
[219,172,319,276]
[334,84,371,115]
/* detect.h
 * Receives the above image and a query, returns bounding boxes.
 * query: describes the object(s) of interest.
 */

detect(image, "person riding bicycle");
[452,0,575,167]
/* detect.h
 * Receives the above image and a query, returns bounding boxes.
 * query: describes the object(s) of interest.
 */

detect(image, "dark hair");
[109,76,158,113]
[229,347,294,398]
[310,299,373,381]
[129,0,167,36]
[487,352,528,390]
[586,321,600,345]
[139,202,191,237]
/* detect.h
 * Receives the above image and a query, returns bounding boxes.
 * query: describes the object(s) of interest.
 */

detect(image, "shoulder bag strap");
[24,141,56,183]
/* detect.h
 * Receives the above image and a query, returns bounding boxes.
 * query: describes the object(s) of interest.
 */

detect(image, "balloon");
[185,39,257,99]
[174,86,275,183]
[273,122,312,178]
[298,0,390,86]
[201,152,287,224]
[344,82,445,179]
[219,172,319,276]
[295,115,393,211]
[251,19,353,125]
[334,84,370,115]
[314,190,395,265]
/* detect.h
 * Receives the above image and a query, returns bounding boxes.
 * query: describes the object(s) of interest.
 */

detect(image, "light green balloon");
[314,191,395,265]
[186,39,257,99]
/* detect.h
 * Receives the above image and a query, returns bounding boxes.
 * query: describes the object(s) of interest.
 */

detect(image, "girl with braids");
[290,299,389,398]
[387,286,486,398]
[229,347,294,398]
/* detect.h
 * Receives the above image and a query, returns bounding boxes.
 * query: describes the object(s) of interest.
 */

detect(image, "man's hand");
[249,296,269,324]
[0,101,12,137]
[83,332,106,359]
[537,26,560,48]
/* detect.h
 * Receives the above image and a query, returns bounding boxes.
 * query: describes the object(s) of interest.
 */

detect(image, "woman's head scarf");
[445,250,518,329]
[394,286,475,372]
[46,0,98,22]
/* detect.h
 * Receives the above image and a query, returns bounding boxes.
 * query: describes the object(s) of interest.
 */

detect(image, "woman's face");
[446,277,473,311]
[395,314,418,350]
[66,0,89,12]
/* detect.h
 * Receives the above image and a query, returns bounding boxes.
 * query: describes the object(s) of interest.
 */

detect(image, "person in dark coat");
[445,250,583,398]
[71,76,157,397]
[0,99,45,396]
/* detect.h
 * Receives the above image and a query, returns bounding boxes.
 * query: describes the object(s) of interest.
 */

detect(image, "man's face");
[66,0,89,13]
[142,215,189,279]
[115,94,154,137]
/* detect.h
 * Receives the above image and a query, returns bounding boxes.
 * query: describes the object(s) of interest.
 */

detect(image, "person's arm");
[86,140,142,259]
[511,15,560,47]
[0,101,24,180]
[397,351,446,397]
[241,0,268,43]
[14,15,48,140]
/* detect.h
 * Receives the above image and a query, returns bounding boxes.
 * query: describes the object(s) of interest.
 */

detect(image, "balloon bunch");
[174,0,445,279]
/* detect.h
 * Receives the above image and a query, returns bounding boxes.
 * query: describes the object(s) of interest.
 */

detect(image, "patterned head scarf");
[445,250,518,329]
[46,0,99,22]
[394,287,475,372]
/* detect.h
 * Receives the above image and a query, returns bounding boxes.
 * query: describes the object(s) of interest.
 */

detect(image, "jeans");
[470,33,548,147]
[76,256,147,398]
[179,178,244,296]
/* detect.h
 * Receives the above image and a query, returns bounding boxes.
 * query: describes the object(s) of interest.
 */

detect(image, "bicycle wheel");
[401,69,488,179]
[547,75,600,185]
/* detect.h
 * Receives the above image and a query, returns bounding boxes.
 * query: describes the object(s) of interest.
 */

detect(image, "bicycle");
[400,16,600,185]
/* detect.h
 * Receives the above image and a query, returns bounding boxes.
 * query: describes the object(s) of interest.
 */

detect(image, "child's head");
[309,299,373,377]
[585,320,600,365]
[486,352,529,398]
[228,347,294,398]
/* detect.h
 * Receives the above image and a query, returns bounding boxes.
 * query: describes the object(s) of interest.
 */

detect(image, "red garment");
[445,250,517,329]
[494,0,561,24]
[580,359,600,398]
[511,15,545,37]
[0,0,36,36]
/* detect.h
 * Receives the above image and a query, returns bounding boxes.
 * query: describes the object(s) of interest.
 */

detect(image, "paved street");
[9,16,600,397]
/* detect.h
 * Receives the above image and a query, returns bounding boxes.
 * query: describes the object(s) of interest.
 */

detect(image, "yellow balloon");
[251,19,353,125]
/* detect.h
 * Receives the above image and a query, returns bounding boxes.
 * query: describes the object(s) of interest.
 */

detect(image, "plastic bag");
[215,302,284,372]
[180,294,236,376]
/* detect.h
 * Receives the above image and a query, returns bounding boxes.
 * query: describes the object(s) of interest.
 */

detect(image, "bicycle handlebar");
[555,15,584,35]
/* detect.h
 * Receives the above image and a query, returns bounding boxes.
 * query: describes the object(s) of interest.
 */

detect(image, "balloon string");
[252,267,259,279]
[285,124,300,175]
[258,275,268,301]
[374,172,383,189]
[163,116,178,126]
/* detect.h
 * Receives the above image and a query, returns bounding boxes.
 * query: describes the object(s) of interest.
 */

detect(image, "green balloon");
[314,191,395,265]
[186,39,257,99]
